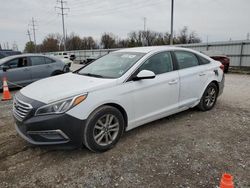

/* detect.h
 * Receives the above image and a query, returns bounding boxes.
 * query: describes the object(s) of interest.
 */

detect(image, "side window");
[30,56,46,66]
[5,58,28,69]
[139,52,173,75]
[45,57,55,64]
[6,59,18,69]
[198,55,210,65]
[175,51,199,69]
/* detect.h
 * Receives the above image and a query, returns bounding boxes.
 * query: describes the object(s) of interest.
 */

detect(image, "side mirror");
[133,70,155,81]
[2,65,9,72]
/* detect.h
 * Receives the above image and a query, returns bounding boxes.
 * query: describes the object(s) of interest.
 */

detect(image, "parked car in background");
[0,50,21,59]
[53,52,75,67]
[0,54,69,89]
[79,57,97,65]
[13,46,224,152]
[201,50,230,73]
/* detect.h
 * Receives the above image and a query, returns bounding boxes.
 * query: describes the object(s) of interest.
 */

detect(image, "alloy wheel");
[93,114,120,146]
[204,87,216,108]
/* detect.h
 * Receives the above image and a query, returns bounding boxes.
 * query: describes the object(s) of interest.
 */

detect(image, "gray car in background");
[0,54,69,89]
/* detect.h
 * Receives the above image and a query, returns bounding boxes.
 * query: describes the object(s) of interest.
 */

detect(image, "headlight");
[35,94,87,116]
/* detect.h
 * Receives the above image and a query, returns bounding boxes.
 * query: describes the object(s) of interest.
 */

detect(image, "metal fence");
[178,40,250,67]
[45,40,250,67]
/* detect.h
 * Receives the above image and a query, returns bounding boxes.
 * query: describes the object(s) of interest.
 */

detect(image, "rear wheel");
[83,106,124,152]
[197,83,218,111]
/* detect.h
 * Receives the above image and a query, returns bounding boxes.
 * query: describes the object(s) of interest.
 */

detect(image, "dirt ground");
[0,73,249,188]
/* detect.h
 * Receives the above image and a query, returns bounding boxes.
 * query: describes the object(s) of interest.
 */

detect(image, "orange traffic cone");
[1,77,12,101]
[220,173,234,188]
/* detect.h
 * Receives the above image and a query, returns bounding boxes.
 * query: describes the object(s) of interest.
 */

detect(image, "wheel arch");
[199,80,219,99]
[91,103,128,130]
[51,70,63,76]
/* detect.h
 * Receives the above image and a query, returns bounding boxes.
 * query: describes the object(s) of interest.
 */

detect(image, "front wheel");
[197,83,218,111]
[83,106,125,152]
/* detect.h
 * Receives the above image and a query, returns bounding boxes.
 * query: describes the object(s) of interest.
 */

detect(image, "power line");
[55,0,70,51]
[70,0,165,17]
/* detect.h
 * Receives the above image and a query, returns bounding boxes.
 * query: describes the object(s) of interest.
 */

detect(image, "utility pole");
[170,0,174,45]
[27,29,32,43]
[247,33,250,40]
[30,17,37,52]
[56,0,69,51]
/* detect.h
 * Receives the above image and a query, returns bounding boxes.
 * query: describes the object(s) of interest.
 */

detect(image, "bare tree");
[176,26,201,44]
[66,33,82,50]
[128,31,143,47]
[82,36,96,49]
[40,34,60,52]
[101,33,116,49]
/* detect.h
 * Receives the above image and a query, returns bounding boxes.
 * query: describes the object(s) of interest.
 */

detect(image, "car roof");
[116,46,197,54]
[0,53,58,65]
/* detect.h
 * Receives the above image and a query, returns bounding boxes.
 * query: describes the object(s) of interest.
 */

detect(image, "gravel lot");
[0,73,249,188]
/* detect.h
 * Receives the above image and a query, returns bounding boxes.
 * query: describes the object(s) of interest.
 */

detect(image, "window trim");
[172,50,200,70]
[126,50,176,82]
[29,56,46,66]
[44,57,56,64]
[4,57,30,69]
[196,54,211,65]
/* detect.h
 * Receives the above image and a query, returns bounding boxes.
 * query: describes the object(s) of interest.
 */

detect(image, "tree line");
[24,26,201,53]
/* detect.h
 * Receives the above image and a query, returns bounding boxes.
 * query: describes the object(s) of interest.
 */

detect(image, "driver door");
[1,57,32,88]
[130,51,179,128]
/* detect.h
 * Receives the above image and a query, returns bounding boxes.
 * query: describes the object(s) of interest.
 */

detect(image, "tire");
[83,105,125,152]
[197,82,218,111]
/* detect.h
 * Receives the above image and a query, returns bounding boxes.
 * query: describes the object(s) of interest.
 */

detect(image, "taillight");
[220,63,224,71]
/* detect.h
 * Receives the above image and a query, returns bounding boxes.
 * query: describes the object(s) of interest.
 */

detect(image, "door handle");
[199,73,206,76]
[168,79,178,85]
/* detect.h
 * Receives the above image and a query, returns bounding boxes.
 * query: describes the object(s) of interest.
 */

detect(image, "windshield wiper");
[80,73,104,78]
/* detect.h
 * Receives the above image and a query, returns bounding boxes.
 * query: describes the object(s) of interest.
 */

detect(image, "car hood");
[20,73,117,104]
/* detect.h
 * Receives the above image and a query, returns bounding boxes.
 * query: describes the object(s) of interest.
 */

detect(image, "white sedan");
[13,46,224,152]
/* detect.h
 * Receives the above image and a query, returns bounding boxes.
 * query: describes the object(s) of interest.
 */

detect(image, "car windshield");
[78,52,145,78]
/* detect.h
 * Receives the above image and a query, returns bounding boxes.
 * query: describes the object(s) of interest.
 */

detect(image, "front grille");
[13,97,33,121]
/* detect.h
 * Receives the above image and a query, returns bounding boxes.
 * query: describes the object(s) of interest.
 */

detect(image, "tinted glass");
[45,57,55,64]
[2,58,28,69]
[198,55,210,65]
[30,56,45,66]
[6,59,18,68]
[78,52,145,78]
[175,51,199,69]
[139,52,173,75]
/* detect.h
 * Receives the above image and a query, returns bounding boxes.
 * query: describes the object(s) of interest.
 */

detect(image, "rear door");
[0,57,32,88]
[29,56,51,81]
[174,50,209,108]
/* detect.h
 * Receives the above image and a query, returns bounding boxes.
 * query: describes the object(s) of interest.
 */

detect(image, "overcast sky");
[1,0,250,51]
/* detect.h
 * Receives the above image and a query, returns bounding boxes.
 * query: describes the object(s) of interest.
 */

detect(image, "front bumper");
[13,92,86,147]
[14,114,86,147]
